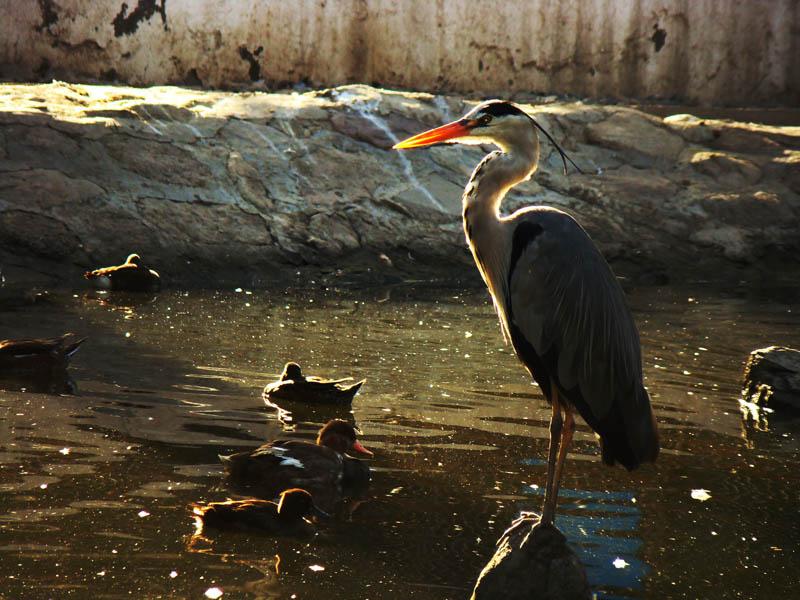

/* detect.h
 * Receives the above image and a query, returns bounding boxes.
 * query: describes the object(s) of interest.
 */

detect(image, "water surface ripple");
[0,283,797,599]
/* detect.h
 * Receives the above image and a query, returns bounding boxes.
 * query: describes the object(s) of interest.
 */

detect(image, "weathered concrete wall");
[1,0,798,106]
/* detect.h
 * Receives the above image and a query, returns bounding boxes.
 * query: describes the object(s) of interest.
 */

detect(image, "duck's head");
[317,419,373,456]
[277,488,329,519]
[282,362,304,381]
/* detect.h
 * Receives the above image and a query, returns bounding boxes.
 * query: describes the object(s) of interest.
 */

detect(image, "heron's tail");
[600,385,658,471]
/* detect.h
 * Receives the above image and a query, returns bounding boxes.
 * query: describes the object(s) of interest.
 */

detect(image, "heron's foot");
[497,511,541,547]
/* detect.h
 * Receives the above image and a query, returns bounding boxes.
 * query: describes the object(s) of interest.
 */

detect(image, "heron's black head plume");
[471,100,584,175]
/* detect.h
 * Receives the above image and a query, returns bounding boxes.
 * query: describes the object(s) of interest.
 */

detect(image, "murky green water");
[1,281,798,599]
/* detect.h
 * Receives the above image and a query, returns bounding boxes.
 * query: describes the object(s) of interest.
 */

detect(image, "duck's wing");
[305,375,353,385]
[61,334,87,357]
[262,380,286,396]
[85,262,160,291]
[295,379,363,403]
[333,379,365,394]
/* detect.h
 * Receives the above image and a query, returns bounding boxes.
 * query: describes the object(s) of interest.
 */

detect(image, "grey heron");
[394,100,658,527]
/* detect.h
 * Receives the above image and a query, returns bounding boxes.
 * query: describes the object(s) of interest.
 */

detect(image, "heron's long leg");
[551,409,575,506]
[540,390,564,526]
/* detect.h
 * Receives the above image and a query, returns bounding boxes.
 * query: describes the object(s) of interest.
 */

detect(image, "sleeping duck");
[263,362,365,404]
[84,253,161,292]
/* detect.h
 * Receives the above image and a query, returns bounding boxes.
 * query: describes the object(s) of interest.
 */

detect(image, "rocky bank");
[0,82,798,290]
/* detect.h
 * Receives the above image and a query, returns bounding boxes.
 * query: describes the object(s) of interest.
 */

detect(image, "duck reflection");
[239,555,282,600]
[264,394,356,429]
[82,290,160,311]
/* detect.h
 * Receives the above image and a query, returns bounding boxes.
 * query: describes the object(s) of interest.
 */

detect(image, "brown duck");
[219,419,373,502]
[0,333,86,394]
[0,333,86,376]
[84,253,161,291]
[263,362,365,404]
[190,488,329,536]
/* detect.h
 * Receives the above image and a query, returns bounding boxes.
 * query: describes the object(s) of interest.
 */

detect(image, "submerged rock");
[0,82,798,288]
[742,346,800,410]
[471,518,590,600]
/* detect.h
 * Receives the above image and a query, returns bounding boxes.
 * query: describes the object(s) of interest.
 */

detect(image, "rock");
[687,191,799,262]
[689,151,762,186]
[331,113,395,150]
[711,127,786,155]
[742,346,800,410]
[695,190,796,227]
[663,114,716,145]
[584,110,686,163]
[0,82,798,288]
[227,151,273,213]
[471,518,590,600]
[689,225,751,262]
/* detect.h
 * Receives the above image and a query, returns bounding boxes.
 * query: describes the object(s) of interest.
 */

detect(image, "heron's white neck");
[462,133,540,246]
[463,130,539,219]
[461,133,540,337]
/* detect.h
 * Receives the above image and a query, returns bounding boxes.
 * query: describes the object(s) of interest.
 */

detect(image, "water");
[0,281,798,599]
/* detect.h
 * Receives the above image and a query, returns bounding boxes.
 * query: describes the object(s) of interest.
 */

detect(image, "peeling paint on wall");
[238,46,263,81]
[112,0,168,37]
[651,24,667,52]
[34,0,59,32]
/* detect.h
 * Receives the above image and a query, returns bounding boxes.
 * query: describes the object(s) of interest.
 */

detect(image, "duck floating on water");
[0,333,86,375]
[84,253,161,292]
[0,333,86,394]
[190,488,328,536]
[220,419,373,504]
[263,362,365,404]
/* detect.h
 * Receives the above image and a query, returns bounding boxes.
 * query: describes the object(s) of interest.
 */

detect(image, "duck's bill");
[393,120,469,149]
[351,440,373,456]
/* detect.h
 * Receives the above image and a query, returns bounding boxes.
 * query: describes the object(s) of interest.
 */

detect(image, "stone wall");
[2,0,798,106]
[1,83,798,290]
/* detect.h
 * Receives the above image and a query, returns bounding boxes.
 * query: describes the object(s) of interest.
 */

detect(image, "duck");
[84,253,161,291]
[219,419,373,503]
[0,333,86,376]
[0,333,86,394]
[190,488,329,536]
[263,362,365,404]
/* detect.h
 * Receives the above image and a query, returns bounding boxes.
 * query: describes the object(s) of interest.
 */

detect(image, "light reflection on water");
[0,282,798,599]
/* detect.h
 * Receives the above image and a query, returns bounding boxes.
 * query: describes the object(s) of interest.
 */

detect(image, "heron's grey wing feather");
[508,210,643,423]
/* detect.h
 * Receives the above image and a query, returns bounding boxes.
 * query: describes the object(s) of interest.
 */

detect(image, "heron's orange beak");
[393,120,470,149]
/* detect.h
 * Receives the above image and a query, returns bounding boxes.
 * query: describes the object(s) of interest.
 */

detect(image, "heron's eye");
[478,115,492,126]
